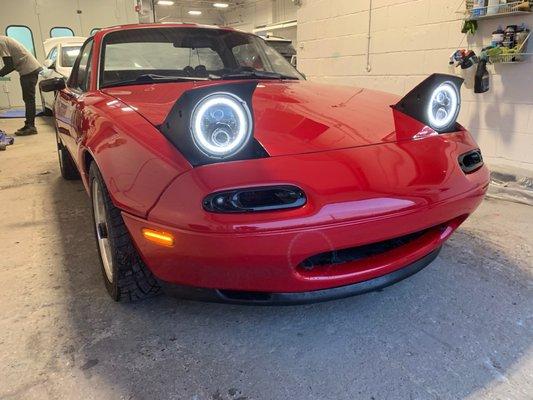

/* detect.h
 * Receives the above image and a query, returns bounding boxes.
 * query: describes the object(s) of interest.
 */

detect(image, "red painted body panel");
[50,23,489,295]
[104,81,401,156]
[148,131,485,232]
[121,131,488,292]
[56,88,192,217]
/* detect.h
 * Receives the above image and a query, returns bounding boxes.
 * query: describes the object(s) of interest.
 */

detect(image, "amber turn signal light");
[141,228,175,247]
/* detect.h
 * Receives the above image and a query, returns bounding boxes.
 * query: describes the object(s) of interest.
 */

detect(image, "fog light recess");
[203,185,306,213]
[458,149,483,173]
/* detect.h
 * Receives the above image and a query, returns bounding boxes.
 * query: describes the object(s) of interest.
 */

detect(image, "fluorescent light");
[188,10,202,15]
[213,2,229,8]
[157,0,174,5]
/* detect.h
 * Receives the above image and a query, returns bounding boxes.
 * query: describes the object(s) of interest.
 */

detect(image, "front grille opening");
[299,228,432,271]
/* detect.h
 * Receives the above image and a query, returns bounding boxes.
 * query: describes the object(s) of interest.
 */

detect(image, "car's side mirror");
[43,59,56,70]
[40,77,66,92]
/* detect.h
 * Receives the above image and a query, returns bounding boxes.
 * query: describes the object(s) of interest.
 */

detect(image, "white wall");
[153,3,223,25]
[0,0,138,108]
[224,0,298,32]
[297,0,533,173]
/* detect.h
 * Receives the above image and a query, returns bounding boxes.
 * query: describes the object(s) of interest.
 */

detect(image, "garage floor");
[0,117,531,400]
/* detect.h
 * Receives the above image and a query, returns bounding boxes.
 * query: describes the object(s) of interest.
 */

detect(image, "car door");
[55,38,93,161]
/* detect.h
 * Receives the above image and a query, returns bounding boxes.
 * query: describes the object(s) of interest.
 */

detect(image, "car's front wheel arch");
[88,162,160,302]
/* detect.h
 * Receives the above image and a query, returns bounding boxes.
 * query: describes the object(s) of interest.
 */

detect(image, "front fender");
[80,92,192,218]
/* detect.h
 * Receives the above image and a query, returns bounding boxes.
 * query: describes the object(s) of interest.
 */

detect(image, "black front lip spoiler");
[159,247,441,305]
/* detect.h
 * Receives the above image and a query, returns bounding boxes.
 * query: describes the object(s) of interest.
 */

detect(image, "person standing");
[0,35,42,136]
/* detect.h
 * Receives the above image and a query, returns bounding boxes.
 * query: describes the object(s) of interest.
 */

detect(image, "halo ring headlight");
[427,82,460,131]
[190,92,252,158]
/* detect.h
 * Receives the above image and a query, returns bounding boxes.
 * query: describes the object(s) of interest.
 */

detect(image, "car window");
[61,45,81,68]
[47,47,58,62]
[100,28,303,87]
[261,44,299,77]
[70,40,93,92]
[104,42,224,71]
[232,43,265,71]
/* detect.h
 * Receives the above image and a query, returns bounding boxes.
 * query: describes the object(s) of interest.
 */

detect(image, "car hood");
[102,81,400,156]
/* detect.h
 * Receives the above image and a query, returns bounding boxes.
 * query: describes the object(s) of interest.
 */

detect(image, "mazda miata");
[40,23,489,304]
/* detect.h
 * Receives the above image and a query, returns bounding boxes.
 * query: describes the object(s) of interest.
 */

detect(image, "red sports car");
[40,23,489,304]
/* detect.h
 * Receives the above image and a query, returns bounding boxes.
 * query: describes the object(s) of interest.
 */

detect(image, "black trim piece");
[158,247,441,305]
[203,185,306,213]
[158,81,269,166]
[458,148,484,174]
[67,37,94,92]
[392,73,464,133]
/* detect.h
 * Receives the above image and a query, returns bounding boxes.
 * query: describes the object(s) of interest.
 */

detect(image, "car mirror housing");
[39,77,66,93]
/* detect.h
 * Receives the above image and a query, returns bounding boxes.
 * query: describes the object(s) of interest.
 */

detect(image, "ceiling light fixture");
[157,0,175,5]
[188,10,202,15]
[213,2,229,8]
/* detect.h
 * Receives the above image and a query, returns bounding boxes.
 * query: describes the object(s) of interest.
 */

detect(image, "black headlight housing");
[158,81,268,166]
[392,73,464,133]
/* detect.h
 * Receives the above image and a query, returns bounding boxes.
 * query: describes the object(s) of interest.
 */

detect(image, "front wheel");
[89,163,160,301]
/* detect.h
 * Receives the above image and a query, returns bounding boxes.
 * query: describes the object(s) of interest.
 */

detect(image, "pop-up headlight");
[427,82,460,131]
[393,73,464,134]
[191,93,252,158]
[159,81,268,166]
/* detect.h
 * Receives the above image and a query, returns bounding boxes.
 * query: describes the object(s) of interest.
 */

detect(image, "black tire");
[40,89,53,116]
[89,162,160,302]
[56,134,80,180]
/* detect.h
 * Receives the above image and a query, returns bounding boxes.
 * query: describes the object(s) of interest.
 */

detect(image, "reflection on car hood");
[102,81,401,156]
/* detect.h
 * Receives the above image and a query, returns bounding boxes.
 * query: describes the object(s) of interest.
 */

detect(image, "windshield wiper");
[212,70,299,81]
[102,74,211,88]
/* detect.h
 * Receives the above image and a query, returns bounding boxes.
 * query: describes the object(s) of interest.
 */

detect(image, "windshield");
[266,41,296,57]
[61,45,81,68]
[100,27,303,88]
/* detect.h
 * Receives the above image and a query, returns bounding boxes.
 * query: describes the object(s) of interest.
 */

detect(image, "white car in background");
[40,36,86,114]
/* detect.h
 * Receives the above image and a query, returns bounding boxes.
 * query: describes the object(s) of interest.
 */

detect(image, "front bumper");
[158,247,441,305]
[122,131,489,295]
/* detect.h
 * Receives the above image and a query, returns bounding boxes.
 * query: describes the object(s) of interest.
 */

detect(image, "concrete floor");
[0,116,531,400]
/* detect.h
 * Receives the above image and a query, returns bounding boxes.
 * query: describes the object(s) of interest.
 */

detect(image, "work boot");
[15,125,38,136]
[0,143,6,151]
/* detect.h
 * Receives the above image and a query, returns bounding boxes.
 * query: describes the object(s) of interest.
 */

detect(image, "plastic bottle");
[475,57,490,94]
[503,25,517,48]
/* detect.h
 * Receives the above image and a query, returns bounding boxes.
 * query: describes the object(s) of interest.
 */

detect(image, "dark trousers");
[20,70,39,127]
